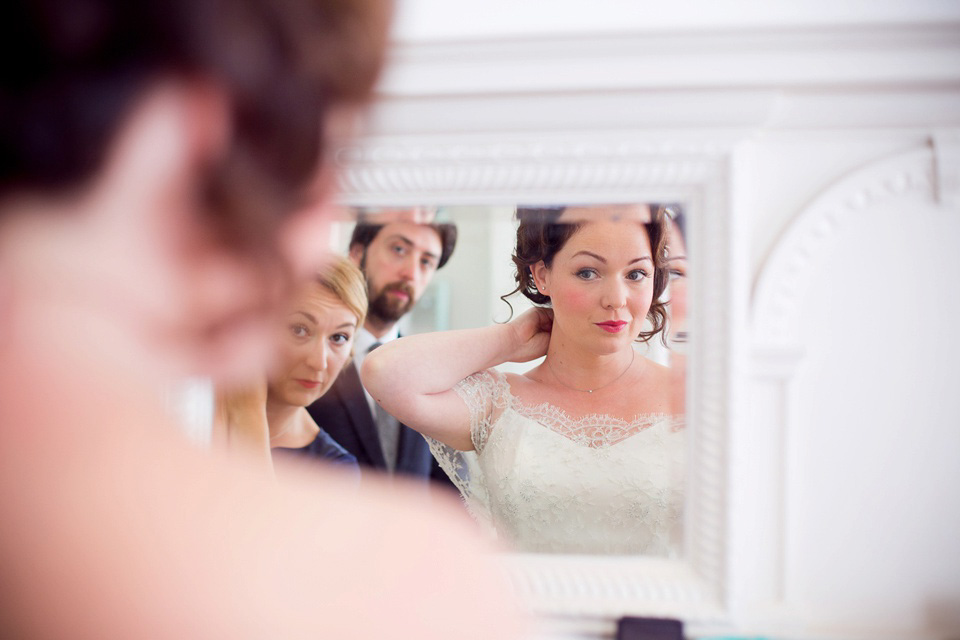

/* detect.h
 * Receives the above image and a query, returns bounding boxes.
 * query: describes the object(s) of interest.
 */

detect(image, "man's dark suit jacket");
[306,361,454,490]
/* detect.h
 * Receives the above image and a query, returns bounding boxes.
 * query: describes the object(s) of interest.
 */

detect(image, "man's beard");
[367,281,415,323]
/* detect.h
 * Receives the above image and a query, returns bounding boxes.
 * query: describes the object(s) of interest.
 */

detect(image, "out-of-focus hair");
[503,204,671,343]
[0,0,392,260]
[316,256,368,328]
[664,204,686,243]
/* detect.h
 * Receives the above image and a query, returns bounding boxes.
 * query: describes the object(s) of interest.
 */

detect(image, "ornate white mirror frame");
[333,130,740,635]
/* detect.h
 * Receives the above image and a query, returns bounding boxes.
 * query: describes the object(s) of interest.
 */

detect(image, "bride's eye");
[626,269,649,281]
[576,268,599,281]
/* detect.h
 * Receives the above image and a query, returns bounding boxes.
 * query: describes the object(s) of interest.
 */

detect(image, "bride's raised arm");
[361,307,552,451]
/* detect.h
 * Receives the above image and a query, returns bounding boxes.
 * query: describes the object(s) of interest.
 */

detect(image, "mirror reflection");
[219,203,689,556]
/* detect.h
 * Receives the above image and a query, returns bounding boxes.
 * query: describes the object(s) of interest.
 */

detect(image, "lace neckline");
[490,369,684,448]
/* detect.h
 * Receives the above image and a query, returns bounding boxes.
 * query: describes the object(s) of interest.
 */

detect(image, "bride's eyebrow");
[572,250,606,262]
[571,251,652,264]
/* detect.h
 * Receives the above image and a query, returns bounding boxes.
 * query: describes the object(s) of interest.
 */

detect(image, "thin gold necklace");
[546,349,636,393]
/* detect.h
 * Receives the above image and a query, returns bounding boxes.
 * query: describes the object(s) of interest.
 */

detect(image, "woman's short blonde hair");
[316,256,367,328]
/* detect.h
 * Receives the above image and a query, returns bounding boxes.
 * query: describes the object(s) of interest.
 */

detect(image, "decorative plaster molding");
[336,132,737,204]
[751,147,935,348]
[337,135,733,165]
[933,129,960,210]
[740,147,939,635]
[505,555,726,622]
[379,23,960,98]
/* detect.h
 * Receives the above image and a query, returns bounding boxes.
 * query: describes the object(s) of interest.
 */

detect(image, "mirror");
[329,202,689,557]
[332,129,731,625]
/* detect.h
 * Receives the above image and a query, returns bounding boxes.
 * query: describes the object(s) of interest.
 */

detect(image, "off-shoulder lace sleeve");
[452,369,511,453]
[425,370,509,535]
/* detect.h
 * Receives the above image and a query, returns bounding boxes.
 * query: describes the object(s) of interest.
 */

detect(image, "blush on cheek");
[555,286,592,311]
[632,292,654,321]
[549,285,598,334]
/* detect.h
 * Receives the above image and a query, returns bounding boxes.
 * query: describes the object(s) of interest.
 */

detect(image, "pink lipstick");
[296,379,321,389]
[595,321,627,333]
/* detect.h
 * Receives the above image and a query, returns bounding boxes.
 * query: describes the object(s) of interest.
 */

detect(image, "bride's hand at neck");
[360,307,552,451]
[506,307,553,364]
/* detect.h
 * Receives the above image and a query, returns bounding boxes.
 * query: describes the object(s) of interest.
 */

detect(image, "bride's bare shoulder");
[487,366,549,402]
[641,357,672,378]
[511,364,549,388]
[637,356,684,414]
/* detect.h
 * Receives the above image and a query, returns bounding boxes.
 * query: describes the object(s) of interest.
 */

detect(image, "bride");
[362,204,686,555]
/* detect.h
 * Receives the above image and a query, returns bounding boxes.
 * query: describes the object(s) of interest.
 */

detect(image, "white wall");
[391,0,960,43]
[790,200,960,634]
[744,142,960,640]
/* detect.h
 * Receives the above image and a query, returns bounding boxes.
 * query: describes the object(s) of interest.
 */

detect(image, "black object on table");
[617,616,684,640]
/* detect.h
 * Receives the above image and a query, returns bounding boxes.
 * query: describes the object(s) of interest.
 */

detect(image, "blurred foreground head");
[0,0,392,380]
[0,5,531,640]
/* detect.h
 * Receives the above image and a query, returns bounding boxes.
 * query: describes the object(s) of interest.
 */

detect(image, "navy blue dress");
[273,427,359,472]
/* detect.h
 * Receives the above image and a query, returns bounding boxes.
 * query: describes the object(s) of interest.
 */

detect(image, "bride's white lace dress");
[428,369,686,555]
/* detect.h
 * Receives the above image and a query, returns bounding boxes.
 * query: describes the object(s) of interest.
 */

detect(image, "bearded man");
[307,209,457,486]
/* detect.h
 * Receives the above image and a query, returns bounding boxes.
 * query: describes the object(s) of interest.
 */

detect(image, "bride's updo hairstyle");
[504,204,671,343]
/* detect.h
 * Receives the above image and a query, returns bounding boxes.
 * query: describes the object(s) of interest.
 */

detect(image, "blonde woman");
[217,257,368,472]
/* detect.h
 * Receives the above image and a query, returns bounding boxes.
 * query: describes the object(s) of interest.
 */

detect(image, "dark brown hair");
[0,0,392,260]
[503,204,670,343]
[349,221,458,269]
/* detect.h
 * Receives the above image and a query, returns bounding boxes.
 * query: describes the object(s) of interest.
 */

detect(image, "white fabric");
[428,369,686,555]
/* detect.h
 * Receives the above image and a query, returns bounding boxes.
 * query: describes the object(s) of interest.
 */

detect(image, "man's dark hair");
[349,222,458,269]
